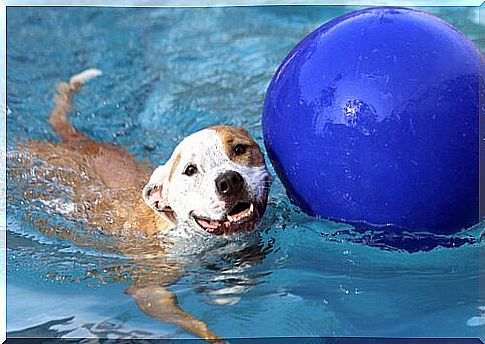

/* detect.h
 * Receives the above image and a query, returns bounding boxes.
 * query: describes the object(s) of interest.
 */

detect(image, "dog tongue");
[197,218,220,230]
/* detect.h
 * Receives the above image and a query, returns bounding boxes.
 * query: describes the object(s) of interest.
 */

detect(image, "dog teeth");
[227,203,254,223]
[196,203,256,233]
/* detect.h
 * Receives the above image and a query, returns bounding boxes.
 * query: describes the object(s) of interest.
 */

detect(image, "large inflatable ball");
[263,7,482,234]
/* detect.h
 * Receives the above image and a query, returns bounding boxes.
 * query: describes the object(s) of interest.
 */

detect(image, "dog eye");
[183,164,198,176]
[233,144,248,156]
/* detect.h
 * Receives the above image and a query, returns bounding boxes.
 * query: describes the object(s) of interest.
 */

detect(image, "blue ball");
[263,7,482,234]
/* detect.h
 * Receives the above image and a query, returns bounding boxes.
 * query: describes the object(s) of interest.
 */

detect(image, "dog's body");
[15,69,272,343]
[23,69,167,237]
[23,133,167,236]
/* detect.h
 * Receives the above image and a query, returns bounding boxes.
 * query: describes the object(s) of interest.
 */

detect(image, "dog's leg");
[49,68,102,143]
[127,285,225,343]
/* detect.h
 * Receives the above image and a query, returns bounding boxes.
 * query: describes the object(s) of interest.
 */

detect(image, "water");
[6,5,484,341]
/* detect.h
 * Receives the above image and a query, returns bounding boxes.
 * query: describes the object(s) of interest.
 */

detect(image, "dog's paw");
[211,339,229,344]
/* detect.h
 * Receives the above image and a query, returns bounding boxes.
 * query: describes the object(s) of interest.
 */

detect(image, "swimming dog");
[15,69,272,342]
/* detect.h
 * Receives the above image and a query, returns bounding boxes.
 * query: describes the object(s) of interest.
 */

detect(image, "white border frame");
[1,1,6,343]
[1,1,483,343]
[1,0,484,6]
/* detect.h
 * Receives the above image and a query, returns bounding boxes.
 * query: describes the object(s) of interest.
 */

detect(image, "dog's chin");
[191,201,263,236]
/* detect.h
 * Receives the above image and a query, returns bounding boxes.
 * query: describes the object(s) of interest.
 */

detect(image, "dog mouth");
[192,201,257,235]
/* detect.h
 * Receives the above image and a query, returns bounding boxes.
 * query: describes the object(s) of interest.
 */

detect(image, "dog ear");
[143,164,177,224]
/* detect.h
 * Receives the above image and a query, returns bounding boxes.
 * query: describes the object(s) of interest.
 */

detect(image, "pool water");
[6,5,484,341]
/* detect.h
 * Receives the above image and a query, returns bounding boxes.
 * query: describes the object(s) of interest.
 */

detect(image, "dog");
[13,69,273,342]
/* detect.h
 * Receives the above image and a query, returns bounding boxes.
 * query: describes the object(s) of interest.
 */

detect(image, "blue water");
[6,5,484,341]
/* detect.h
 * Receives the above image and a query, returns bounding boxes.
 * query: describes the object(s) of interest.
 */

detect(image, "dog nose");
[215,171,245,197]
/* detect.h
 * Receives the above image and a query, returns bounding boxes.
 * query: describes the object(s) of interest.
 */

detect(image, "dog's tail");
[49,68,102,143]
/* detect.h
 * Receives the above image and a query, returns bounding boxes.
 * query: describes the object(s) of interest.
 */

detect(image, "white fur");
[144,128,272,233]
[69,68,103,86]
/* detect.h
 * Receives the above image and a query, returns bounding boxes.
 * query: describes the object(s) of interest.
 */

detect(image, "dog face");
[143,126,272,235]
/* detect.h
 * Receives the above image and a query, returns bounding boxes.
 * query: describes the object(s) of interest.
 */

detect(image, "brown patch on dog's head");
[211,126,264,167]
[168,153,181,182]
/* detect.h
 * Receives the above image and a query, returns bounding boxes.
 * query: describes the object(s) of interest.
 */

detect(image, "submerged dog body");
[16,69,272,342]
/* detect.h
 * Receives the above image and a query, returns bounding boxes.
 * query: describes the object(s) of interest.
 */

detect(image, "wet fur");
[15,70,229,343]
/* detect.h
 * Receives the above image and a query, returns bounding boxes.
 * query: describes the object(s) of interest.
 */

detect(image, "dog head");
[143,126,272,235]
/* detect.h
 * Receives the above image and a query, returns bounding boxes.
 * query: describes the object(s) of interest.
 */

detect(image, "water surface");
[6,5,484,341]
